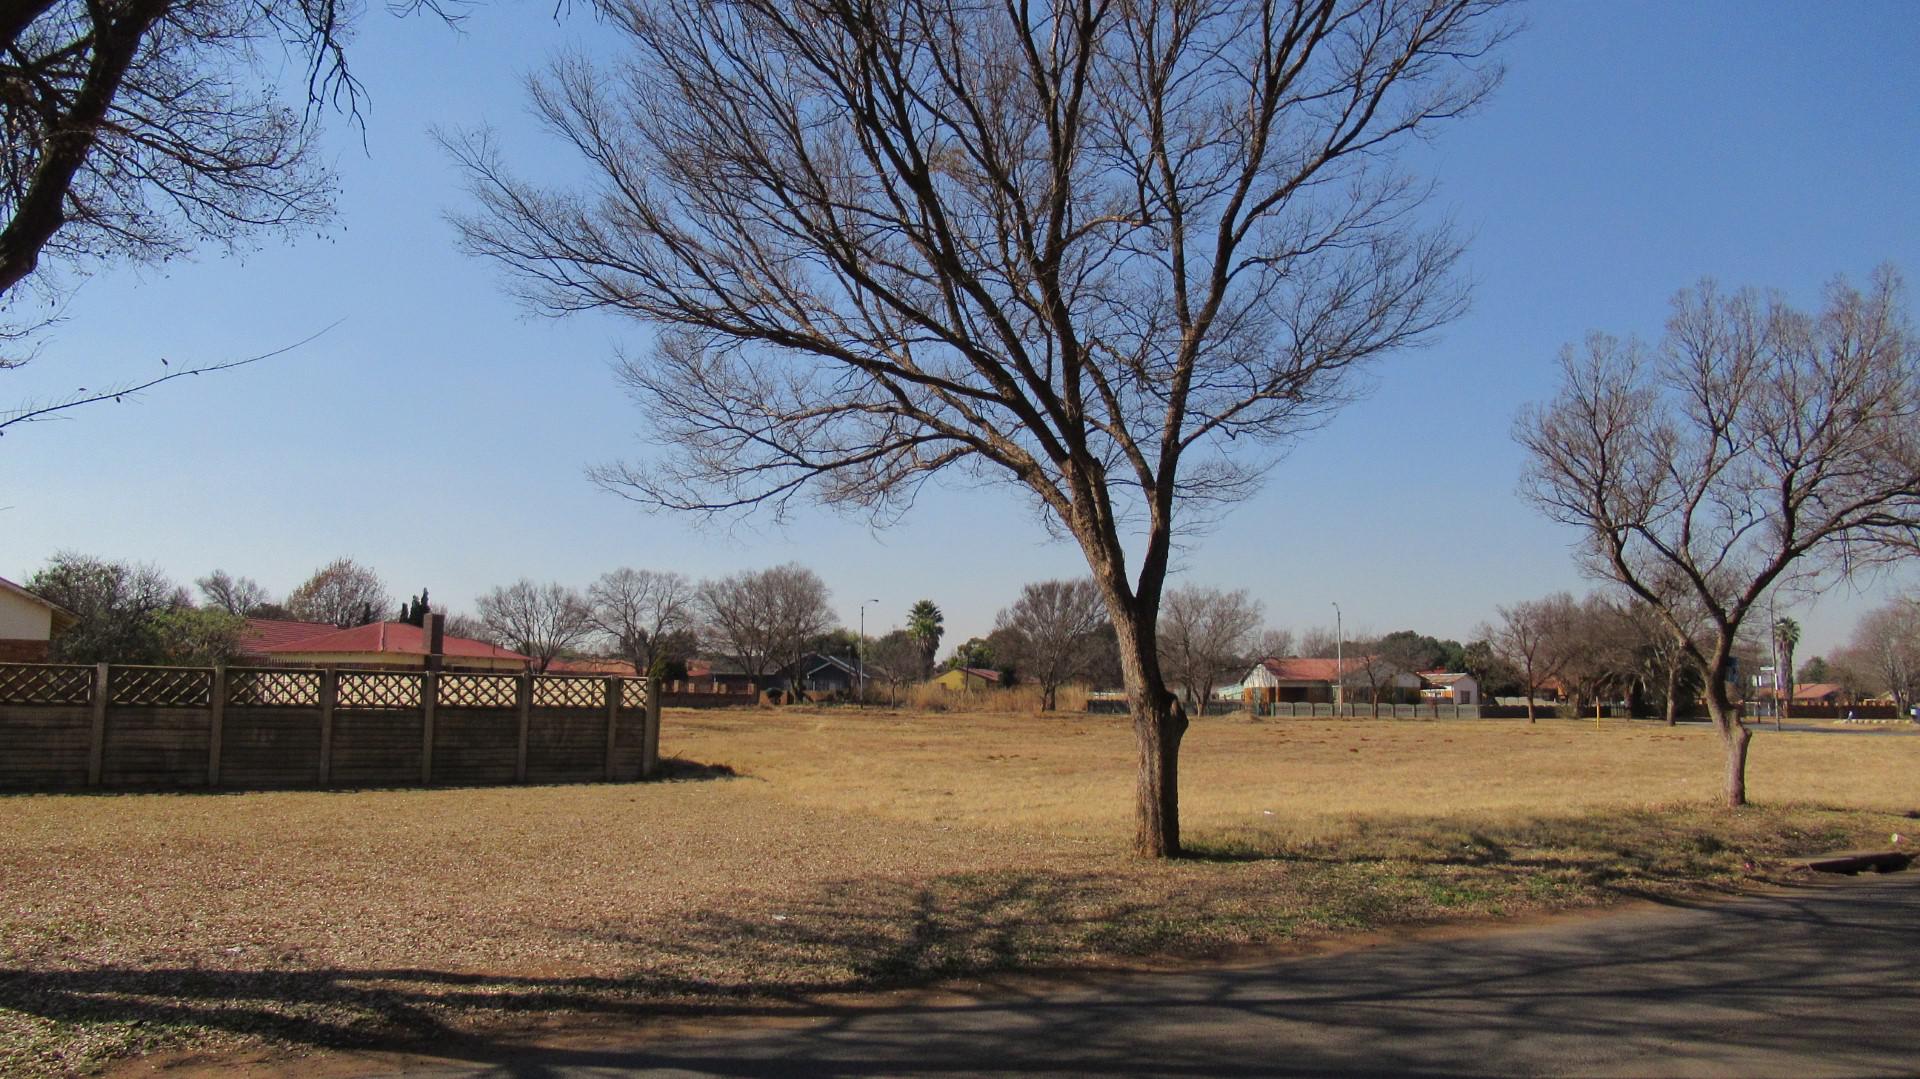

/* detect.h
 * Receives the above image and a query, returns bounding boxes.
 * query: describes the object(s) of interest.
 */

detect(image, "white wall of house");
[0,589,53,641]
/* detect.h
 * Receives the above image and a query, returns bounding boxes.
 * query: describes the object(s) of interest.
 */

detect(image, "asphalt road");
[381,870,1919,1078]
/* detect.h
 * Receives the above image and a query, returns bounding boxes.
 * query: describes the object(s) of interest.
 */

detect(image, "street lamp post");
[1331,601,1344,716]
[858,598,879,706]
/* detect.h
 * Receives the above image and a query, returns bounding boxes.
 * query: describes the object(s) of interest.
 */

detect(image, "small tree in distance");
[1519,269,1920,805]
[906,601,945,681]
[286,559,390,629]
[1157,585,1262,715]
[995,579,1107,711]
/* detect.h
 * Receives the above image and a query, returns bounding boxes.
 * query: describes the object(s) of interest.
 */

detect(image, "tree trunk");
[1701,651,1750,808]
[1042,683,1056,712]
[1663,658,1680,727]
[1102,591,1186,857]
[1722,721,1751,806]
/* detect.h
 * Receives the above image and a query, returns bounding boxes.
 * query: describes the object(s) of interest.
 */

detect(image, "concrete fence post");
[643,675,662,778]
[515,673,532,783]
[318,666,338,786]
[207,664,226,787]
[87,662,109,786]
[420,671,438,786]
[604,677,619,782]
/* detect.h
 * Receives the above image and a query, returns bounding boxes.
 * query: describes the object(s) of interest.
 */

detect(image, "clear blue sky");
[3,1,1916,659]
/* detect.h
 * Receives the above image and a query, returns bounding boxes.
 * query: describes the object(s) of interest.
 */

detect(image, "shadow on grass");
[5,863,1918,1077]
[0,757,740,800]
[2,804,1904,1073]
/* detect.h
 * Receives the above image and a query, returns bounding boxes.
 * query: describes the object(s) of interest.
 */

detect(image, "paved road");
[384,871,1918,1078]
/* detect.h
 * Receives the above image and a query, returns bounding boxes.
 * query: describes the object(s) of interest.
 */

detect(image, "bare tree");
[1256,627,1295,661]
[1297,626,1341,659]
[1518,269,1920,805]
[864,628,921,705]
[285,558,389,628]
[451,0,1509,856]
[587,567,696,675]
[1344,635,1408,718]
[697,563,835,685]
[477,580,595,673]
[1839,598,1920,713]
[995,578,1108,711]
[1157,585,1262,713]
[196,570,272,617]
[1486,593,1572,723]
[0,1,459,428]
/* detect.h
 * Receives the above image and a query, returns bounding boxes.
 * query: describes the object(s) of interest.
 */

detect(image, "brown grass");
[896,682,1090,713]
[2,711,1914,1075]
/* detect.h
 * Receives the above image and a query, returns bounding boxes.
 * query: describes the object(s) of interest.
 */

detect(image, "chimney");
[425,612,445,672]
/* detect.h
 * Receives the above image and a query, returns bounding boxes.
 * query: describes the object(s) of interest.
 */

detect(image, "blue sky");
[3,1,1916,658]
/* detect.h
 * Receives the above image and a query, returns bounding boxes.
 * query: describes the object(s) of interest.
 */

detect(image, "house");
[1417,670,1480,706]
[255,618,530,672]
[685,658,762,694]
[784,652,860,693]
[237,617,343,661]
[1241,656,1421,705]
[0,576,75,662]
[1790,683,1850,705]
[932,666,1002,692]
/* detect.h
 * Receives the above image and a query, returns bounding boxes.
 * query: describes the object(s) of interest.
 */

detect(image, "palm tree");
[1774,617,1800,723]
[906,600,944,680]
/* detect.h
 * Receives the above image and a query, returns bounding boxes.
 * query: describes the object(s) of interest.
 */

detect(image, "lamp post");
[1331,601,1344,716]
[858,598,879,705]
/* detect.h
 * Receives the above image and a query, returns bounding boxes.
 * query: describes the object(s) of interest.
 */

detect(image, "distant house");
[685,658,762,694]
[254,619,530,672]
[1417,670,1480,706]
[0,576,75,663]
[1241,656,1420,705]
[785,652,860,693]
[1790,683,1851,705]
[932,666,1002,692]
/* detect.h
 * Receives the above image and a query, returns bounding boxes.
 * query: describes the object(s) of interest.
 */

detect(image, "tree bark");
[1701,651,1750,807]
[1663,658,1680,727]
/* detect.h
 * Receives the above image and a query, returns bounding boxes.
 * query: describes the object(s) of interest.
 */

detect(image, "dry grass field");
[2,709,1915,1075]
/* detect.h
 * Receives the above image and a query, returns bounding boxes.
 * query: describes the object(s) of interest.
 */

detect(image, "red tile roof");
[258,621,529,662]
[1256,657,1363,682]
[1791,682,1847,702]
[241,617,343,654]
[958,666,1002,683]
[547,657,638,676]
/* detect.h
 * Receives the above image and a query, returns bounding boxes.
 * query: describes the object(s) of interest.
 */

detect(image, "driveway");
[357,869,1918,1078]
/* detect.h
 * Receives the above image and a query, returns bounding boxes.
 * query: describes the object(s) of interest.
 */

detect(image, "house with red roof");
[1241,656,1421,705]
[245,616,530,672]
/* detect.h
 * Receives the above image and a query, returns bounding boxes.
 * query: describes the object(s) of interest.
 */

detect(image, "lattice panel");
[227,669,321,707]
[438,673,518,710]
[111,666,212,707]
[533,676,603,710]
[337,671,423,710]
[619,678,651,709]
[0,663,94,705]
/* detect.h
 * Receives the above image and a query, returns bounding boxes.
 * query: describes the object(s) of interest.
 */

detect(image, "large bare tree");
[697,563,836,685]
[587,567,696,675]
[995,578,1108,710]
[1518,270,1920,806]
[477,579,595,673]
[1156,584,1261,713]
[451,0,1510,855]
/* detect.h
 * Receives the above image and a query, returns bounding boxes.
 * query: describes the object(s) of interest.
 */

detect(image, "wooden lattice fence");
[0,662,659,791]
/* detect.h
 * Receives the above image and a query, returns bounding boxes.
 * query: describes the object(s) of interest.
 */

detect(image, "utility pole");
[858,598,879,706]
[1331,601,1344,716]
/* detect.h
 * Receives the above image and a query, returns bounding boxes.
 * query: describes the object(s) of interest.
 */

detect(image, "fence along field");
[0,662,660,791]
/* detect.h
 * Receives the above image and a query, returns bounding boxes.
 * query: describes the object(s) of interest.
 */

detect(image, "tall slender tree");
[906,600,946,681]
[1519,270,1920,805]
